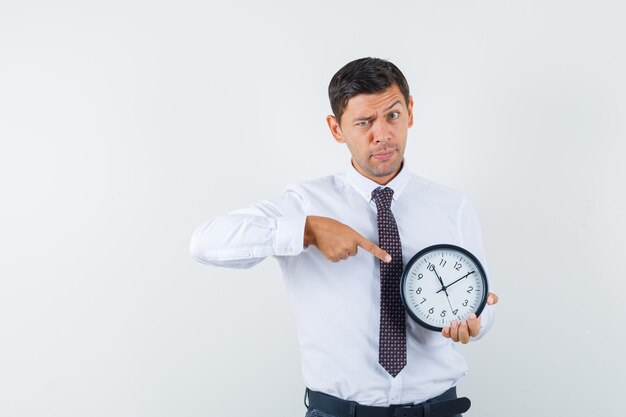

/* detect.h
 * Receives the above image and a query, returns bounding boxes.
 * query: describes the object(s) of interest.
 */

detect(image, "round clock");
[400,244,489,331]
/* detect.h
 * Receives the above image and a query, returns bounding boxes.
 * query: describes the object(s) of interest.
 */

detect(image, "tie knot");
[372,187,394,211]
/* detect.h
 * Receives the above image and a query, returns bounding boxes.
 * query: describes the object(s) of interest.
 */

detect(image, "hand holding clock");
[305,223,498,343]
[442,292,499,344]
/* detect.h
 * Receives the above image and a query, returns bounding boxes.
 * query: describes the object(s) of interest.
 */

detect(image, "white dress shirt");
[189,162,495,406]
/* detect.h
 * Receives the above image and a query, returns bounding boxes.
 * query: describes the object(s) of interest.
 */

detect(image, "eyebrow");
[385,100,403,111]
[351,100,404,123]
[352,115,374,123]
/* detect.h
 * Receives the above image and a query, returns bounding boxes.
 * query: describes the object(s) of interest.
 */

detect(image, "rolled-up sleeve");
[189,188,308,269]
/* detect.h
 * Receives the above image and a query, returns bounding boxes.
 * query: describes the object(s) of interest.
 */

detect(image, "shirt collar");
[345,159,410,203]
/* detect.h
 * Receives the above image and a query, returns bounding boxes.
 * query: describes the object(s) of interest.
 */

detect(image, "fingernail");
[470,314,477,320]
[385,255,392,263]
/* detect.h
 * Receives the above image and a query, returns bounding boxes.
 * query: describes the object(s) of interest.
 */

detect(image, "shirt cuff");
[274,216,307,256]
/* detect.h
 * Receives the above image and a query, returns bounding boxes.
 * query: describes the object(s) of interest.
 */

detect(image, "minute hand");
[436,270,476,293]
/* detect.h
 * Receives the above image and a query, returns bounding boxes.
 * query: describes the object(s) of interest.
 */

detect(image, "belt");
[305,387,471,417]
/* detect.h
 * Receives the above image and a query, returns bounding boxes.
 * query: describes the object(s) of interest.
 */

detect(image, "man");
[190,57,498,416]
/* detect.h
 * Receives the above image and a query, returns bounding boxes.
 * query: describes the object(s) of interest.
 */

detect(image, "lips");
[371,149,397,160]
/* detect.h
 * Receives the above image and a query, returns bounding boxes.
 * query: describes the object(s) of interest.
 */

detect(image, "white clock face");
[401,245,488,331]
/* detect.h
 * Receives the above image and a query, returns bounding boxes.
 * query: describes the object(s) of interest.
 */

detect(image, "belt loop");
[304,388,310,409]
[422,402,430,417]
[349,400,357,417]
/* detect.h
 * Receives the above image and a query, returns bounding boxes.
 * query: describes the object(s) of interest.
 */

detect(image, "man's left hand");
[442,292,499,344]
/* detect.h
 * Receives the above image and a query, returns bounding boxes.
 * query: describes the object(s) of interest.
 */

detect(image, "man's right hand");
[303,215,391,263]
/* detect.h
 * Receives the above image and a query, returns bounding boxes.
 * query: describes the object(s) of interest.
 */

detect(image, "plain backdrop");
[1,1,624,416]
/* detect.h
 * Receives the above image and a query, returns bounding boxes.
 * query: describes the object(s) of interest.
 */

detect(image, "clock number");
[440,310,447,317]
[454,262,462,271]
[439,259,447,267]
[420,297,427,304]
[467,286,474,294]
[427,263,434,271]
[452,309,459,315]
[463,299,468,306]
[428,307,435,314]
[417,273,423,280]
[416,287,422,294]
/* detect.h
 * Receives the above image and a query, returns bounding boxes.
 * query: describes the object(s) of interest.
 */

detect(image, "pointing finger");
[356,235,391,263]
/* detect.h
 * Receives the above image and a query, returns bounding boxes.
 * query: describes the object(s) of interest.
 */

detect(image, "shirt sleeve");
[189,187,308,269]
[457,197,495,341]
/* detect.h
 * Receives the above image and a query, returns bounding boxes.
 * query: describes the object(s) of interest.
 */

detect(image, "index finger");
[356,234,391,263]
[467,314,481,337]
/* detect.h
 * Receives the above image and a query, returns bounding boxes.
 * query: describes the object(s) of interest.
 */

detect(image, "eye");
[355,120,370,127]
[388,112,400,120]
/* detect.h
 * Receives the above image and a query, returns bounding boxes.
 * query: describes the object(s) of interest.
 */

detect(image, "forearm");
[190,190,309,269]
[190,212,306,268]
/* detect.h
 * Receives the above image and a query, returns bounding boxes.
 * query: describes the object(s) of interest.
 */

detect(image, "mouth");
[371,148,397,161]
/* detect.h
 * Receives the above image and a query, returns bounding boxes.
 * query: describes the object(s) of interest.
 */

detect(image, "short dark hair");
[328,57,410,124]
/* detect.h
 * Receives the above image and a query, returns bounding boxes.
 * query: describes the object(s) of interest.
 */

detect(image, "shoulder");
[407,172,468,204]
[283,172,347,196]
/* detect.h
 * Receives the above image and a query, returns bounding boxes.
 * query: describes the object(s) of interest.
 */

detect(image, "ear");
[326,115,345,144]
[407,95,414,128]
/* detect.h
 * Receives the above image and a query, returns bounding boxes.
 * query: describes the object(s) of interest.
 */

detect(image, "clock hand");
[444,290,455,316]
[431,266,446,289]
[436,270,476,294]
[433,267,456,317]
[431,266,451,297]
[447,270,475,289]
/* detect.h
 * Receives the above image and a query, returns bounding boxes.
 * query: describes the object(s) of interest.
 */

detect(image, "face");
[326,84,414,185]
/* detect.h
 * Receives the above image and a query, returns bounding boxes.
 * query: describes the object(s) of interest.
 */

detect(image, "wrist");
[303,215,317,247]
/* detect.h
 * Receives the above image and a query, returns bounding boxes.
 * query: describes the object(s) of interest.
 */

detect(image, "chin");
[375,158,403,175]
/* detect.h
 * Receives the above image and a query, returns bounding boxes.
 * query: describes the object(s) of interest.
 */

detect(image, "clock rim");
[400,243,489,332]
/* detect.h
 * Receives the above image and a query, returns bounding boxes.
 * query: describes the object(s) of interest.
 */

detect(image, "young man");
[190,57,498,417]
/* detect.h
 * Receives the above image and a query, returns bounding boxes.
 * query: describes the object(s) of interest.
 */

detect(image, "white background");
[1,1,624,416]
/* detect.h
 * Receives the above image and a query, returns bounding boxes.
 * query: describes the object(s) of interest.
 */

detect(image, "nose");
[371,120,391,144]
